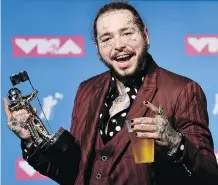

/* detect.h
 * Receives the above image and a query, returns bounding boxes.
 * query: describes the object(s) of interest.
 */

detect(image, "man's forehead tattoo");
[99,14,139,33]
[125,15,134,26]
[124,20,139,31]
[101,25,108,31]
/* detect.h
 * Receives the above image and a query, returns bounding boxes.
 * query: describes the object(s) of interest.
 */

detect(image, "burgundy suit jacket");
[25,57,218,185]
[70,59,218,185]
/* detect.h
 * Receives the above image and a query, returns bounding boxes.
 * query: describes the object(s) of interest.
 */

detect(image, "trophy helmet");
[8,88,22,101]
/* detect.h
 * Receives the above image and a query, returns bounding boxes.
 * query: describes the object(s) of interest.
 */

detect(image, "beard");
[97,41,148,83]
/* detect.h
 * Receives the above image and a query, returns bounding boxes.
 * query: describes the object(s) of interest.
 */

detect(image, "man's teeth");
[116,55,131,60]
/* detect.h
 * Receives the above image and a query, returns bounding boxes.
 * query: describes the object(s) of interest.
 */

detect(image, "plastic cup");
[126,120,154,163]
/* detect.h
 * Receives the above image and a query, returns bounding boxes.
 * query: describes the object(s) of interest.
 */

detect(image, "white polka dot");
[111,119,116,123]
[134,88,137,93]
[105,103,108,107]
[180,144,184,151]
[121,112,126,117]
[100,114,102,119]
[142,77,144,82]
[112,77,115,81]
[131,95,136,99]
[115,126,121,131]
[109,132,114,136]
[100,130,103,135]
[125,87,130,92]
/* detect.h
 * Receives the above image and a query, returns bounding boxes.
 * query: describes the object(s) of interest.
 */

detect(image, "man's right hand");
[3,97,31,140]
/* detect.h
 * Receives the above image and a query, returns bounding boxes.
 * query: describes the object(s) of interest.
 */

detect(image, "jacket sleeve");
[21,135,80,185]
[20,84,83,185]
[172,81,218,184]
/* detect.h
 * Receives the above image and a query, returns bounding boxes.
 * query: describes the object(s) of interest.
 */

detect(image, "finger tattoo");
[140,123,145,129]
[140,117,145,123]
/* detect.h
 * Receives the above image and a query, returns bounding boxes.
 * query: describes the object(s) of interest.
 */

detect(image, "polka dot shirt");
[98,72,145,144]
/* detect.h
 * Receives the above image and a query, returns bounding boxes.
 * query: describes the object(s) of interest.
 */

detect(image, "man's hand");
[130,101,182,153]
[3,97,31,140]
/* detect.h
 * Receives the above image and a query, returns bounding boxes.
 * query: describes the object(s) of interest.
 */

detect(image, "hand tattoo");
[155,116,181,152]
[7,116,30,139]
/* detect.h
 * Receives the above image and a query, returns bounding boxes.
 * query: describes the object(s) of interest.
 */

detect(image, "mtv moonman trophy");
[7,71,80,172]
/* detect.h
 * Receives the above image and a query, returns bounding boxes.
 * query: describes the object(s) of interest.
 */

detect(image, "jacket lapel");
[81,72,111,167]
[127,60,159,120]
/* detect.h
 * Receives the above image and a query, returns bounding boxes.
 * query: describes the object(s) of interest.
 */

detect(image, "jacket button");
[96,174,102,179]
[102,156,107,161]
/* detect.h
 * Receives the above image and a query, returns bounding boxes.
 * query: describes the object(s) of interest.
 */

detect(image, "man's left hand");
[130,101,182,152]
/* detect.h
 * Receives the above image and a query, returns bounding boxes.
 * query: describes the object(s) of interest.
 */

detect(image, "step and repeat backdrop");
[1,0,218,185]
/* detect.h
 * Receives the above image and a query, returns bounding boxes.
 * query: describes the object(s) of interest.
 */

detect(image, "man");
[4,1,218,185]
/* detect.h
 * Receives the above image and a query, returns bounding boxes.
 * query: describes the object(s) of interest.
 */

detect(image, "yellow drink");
[129,133,154,163]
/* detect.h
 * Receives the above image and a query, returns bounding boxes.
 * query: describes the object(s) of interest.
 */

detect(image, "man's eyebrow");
[98,27,137,40]
[99,32,113,40]
[120,27,135,32]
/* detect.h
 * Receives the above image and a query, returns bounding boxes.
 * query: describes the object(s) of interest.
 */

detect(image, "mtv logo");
[16,158,48,180]
[185,35,218,55]
[13,36,84,57]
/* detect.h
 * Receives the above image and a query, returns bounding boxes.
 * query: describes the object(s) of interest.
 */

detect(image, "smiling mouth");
[114,54,134,62]
[113,54,135,69]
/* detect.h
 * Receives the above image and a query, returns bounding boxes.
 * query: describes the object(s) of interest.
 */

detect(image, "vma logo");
[13,36,84,57]
[185,35,218,55]
[16,158,48,180]
[39,92,63,121]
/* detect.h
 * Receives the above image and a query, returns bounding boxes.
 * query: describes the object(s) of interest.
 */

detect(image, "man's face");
[96,10,147,78]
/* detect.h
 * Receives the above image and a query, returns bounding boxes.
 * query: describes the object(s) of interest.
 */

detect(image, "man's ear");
[144,27,150,46]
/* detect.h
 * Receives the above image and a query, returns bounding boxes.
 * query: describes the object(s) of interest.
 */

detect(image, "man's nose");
[114,37,126,51]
